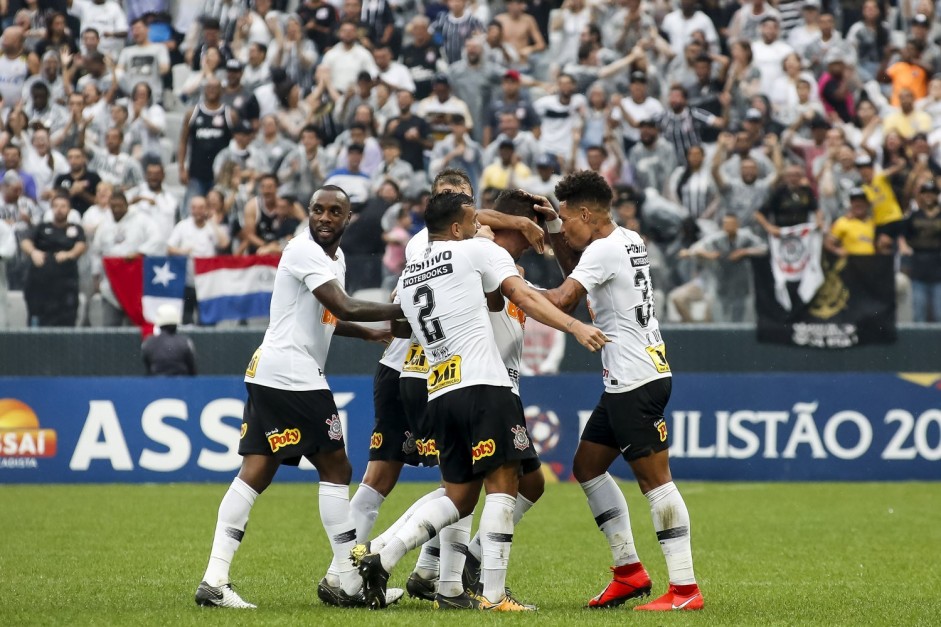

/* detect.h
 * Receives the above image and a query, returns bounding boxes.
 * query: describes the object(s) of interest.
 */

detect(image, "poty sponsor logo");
[416,438,438,457]
[472,439,496,462]
[656,418,668,443]
[370,432,383,449]
[0,399,57,461]
[267,428,301,453]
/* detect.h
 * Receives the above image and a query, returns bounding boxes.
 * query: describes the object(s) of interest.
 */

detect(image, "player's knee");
[572,457,602,484]
[519,469,545,503]
[362,465,400,496]
[317,455,353,485]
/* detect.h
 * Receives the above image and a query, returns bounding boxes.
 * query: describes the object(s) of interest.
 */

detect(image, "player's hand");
[475,224,495,241]
[529,193,558,222]
[570,321,609,352]
[30,250,46,267]
[519,217,546,254]
[368,328,394,344]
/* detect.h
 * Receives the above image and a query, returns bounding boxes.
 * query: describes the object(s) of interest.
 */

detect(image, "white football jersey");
[404,226,429,259]
[244,233,345,391]
[378,337,410,372]
[398,238,519,400]
[489,294,527,396]
[569,227,672,393]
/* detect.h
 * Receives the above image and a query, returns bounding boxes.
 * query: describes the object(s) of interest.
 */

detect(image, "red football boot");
[587,562,652,608]
[634,583,704,611]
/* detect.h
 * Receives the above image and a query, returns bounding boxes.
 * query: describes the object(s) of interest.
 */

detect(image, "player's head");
[554,170,614,251]
[308,185,352,249]
[426,192,477,240]
[492,189,538,260]
[432,168,473,196]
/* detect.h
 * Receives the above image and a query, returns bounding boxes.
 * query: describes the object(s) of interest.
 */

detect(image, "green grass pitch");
[1,481,938,625]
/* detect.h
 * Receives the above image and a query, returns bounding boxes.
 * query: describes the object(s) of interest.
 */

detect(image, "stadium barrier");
[1,374,938,483]
[1,324,940,376]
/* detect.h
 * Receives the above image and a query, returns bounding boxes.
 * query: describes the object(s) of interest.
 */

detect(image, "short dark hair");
[300,125,323,140]
[51,188,71,202]
[432,168,472,194]
[493,189,536,221]
[425,192,474,234]
[554,170,613,210]
[259,173,279,186]
[380,137,400,150]
[310,185,351,212]
[348,143,365,154]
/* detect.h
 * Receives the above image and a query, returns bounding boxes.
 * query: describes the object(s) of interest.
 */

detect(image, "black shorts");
[427,385,538,484]
[400,375,438,467]
[580,377,672,462]
[369,364,423,466]
[239,382,345,466]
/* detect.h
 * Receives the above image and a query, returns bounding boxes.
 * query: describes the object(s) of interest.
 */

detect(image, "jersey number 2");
[414,285,445,343]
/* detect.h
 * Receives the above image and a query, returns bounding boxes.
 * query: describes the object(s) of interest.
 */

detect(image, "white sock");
[378,496,459,573]
[371,486,445,552]
[413,535,440,579]
[319,482,361,595]
[646,481,696,585]
[479,493,516,603]
[468,494,534,561]
[437,515,473,597]
[350,483,385,542]
[581,473,639,567]
[203,477,257,587]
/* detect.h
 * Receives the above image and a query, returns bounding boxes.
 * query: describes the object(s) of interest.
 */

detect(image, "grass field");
[1,481,938,626]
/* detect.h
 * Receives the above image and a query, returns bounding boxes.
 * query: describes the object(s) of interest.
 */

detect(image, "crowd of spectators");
[0,0,940,328]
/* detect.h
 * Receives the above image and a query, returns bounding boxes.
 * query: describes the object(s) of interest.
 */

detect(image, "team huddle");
[193,168,703,612]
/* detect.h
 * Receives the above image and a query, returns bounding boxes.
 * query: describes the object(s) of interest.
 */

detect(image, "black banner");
[752,254,896,348]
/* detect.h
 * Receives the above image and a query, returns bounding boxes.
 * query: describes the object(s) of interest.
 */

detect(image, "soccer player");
[539,171,704,611]
[351,192,608,611]
[447,189,550,606]
[346,169,550,602]
[194,186,406,609]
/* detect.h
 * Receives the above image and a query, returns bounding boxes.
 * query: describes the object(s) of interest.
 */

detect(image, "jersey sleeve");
[569,238,619,293]
[466,239,520,292]
[285,239,338,292]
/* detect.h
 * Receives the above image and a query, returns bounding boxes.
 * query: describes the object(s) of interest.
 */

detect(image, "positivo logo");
[0,399,58,468]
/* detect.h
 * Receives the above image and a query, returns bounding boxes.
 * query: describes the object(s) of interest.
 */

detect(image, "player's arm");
[390,320,412,338]
[527,193,581,275]
[478,208,545,254]
[541,277,587,314]
[313,280,403,322]
[485,289,505,312]
[335,321,394,342]
[500,275,607,351]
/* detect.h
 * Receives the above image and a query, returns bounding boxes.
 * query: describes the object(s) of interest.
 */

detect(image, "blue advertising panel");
[0,374,939,483]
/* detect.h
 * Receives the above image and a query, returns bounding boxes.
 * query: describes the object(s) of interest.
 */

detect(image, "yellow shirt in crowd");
[480,162,532,191]
[863,173,903,225]
[831,215,876,254]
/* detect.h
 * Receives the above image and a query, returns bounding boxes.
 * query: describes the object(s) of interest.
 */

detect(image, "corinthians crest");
[809,256,849,319]
[325,414,343,441]
[511,425,531,451]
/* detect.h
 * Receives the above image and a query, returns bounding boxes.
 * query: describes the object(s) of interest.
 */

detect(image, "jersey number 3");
[633,269,654,328]
[414,285,445,344]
